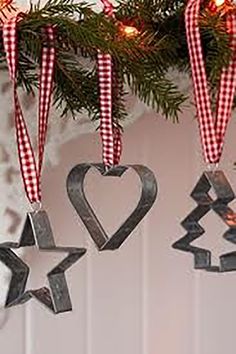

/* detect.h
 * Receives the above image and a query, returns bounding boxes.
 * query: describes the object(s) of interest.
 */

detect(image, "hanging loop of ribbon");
[100,0,114,17]
[97,0,122,167]
[3,17,55,204]
[185,0,236,164]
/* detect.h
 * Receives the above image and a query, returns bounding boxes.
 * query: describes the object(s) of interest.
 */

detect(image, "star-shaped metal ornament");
[172,170,236,272]
[0,210,86,314]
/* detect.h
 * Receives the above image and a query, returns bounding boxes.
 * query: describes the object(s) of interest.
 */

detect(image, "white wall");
[1,109,236,354]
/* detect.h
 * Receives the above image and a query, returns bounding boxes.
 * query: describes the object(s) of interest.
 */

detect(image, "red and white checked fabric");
[185,0,236,164]
[101,0,114,17]
[97,0,122,167]
[3,17,55,203]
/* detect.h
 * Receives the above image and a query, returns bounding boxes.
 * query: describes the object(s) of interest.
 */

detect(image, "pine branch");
[12,0,187,121]
[0,0,233,124]
[125,67,186,121]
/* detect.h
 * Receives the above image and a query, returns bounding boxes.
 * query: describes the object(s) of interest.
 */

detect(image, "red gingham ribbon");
[101,0,114,17]
[3,17,55,203]
[185,1,236,164]
[97,0,122,167]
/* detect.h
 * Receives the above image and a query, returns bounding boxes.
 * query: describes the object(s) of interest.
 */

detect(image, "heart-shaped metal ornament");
[66,163,157,251]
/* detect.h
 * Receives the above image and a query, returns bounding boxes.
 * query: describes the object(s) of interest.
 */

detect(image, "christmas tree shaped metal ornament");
[0,210,86,313]
[67,163,157,251]
[172,170,236,272]
[172,0,236,271]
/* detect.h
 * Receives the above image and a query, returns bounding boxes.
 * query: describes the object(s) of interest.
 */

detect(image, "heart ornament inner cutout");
[66,163,157,251]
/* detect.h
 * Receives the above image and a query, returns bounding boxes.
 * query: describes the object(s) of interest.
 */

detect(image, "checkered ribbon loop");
[100,0,114,17]
[3,17,55,203]
[185,0,236,164]
[97,0,122,167]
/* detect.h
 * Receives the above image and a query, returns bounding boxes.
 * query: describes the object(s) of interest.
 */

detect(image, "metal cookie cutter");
[0,210,86,314]
[172,170,236,272]
[67,163,157,251]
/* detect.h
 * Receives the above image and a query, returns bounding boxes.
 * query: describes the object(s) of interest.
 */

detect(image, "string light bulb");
[207,0,228,14]
[0,0,16,22]
[208,0,236,13]
[214,0,225,6]
[119,24,140,38]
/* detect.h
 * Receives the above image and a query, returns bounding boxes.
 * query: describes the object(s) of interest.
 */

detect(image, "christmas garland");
[0,0,231,122]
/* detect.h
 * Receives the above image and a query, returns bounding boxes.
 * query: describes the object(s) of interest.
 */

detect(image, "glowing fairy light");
[214,0,225,7]
[120,24,140,38]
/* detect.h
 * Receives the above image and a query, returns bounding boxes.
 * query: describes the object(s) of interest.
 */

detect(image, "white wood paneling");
[2,111,236,354]
[31,112,197,354]
[140,112,197,354]
[0,308,25,354]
